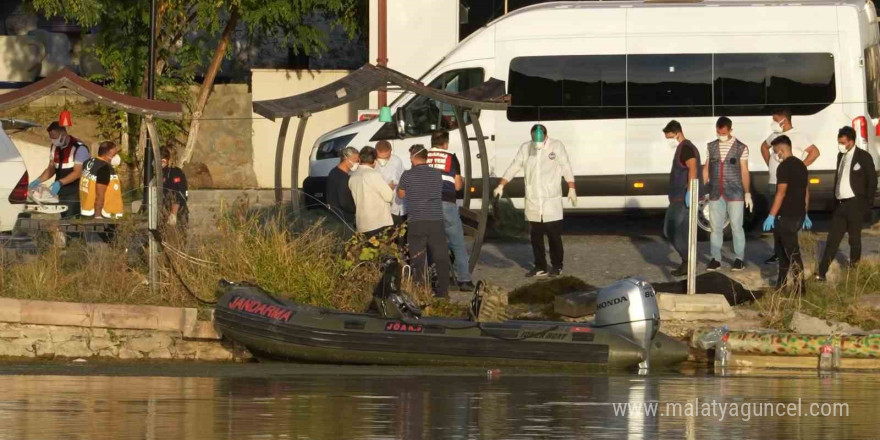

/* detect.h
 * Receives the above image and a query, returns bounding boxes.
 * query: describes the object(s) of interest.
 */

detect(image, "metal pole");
[377,0,388,107]
[273,117,291,204]
[468,109,490,274]
[686,178,699,295]
[290,114,310,212]
[143,0,157,207]
[452,106,472,207]
[146,0,157,296]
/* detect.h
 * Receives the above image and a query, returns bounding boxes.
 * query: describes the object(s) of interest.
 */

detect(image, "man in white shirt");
[375,140,406,224]
[349,146,394,237]
[760,107,820,264]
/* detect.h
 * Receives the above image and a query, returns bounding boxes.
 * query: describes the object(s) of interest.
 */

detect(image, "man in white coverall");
[494,124,576,277]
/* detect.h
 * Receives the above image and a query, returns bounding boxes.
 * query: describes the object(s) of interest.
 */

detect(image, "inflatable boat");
[214,263,688,371]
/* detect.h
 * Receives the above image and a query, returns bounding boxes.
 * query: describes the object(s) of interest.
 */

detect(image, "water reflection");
[0,364,875,440]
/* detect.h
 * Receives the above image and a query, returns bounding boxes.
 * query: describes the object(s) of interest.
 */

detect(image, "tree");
[25,0,362,171]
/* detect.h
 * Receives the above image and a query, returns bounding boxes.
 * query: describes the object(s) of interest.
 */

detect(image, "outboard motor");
[368,258,422,320]
[594,277,660,371]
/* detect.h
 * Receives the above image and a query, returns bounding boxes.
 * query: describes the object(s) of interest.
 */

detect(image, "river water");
[0,362,876,440]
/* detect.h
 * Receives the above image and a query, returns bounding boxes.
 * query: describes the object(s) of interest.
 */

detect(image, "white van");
[0,121,31,232]
[305,0,880,226]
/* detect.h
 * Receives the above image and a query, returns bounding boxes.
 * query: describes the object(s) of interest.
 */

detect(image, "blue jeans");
[663,201,689,263]
[442,202,471,282]
[708,199,745,261]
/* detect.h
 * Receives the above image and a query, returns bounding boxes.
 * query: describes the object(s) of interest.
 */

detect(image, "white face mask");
[110,155,122,167]
[717,135,731,142]
[377,158,389,167]
[775,152,784,163]
[838,143,850,154]
[349,161,359,172]
[51,136,65,147]
[666,137,680,149]
[770,119,784,134]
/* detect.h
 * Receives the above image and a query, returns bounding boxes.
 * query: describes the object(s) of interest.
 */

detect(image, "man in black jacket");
[325,146,359,227]
[816,126,878,281]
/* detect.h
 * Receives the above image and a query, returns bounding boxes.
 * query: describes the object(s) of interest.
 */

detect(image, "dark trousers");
[529,220,563,270]
[58,183,80,219]
[774,216,805,293]
[664,201,689,263]
[392,214,407,249]
[407,220,449,297]
[818,198,865,276]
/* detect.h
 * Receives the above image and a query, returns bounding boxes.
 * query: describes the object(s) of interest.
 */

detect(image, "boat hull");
[214,285,688,370]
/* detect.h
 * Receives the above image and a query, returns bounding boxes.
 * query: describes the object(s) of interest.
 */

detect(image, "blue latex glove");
[28,179,41,190]
[685,190,691,208]
[803,215,812,231]
[49,181,62,196]
[762,215,776,232]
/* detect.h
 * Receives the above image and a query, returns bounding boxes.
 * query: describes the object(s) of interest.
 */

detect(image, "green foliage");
[24,0,363,155]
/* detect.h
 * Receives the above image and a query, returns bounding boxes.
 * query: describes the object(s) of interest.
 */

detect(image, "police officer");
[161,147,189,229]
[29,121,90,218]
[495,124,576,277]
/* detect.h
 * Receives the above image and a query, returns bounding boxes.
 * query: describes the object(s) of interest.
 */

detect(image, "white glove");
[744,193,753,213]
[568,187,578,207]
[167,213,177,226]
[493,184,504,199]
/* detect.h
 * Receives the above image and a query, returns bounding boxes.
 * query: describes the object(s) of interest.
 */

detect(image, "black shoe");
[731,259,745,271]
[765,255,779,264]
[813,274,827,282]
[526,268,548,278]
[548,266,562,277]
[458,281,476,292]
[671,263,688,277]
[706,259,721,272]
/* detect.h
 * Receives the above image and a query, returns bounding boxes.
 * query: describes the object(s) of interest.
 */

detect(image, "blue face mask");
[532,127,545,143]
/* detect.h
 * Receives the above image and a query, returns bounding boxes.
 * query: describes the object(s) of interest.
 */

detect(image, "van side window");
[402,68,485,137]
[715,53,835,116]
[508,55,625,121]
[506,52,836,121]
[628,54,713,118]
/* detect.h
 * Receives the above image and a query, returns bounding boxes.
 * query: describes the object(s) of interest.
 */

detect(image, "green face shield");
[532,126,545,143]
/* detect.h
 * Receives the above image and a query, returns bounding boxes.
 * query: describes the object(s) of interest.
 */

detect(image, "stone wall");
[186,84,258,189]
[0,297,249,362]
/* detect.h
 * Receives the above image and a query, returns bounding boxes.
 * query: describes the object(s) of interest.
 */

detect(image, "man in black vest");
[663,120,702,277]
[815,126,877,281]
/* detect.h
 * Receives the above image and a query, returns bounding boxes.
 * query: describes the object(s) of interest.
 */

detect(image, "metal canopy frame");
[253,63,509,275]
[0,68,184,295]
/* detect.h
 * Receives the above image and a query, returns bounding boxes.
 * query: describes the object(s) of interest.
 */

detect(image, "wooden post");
[687,178,699,295]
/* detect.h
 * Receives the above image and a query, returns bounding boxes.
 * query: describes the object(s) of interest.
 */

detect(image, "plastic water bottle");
[818,339,833,370]
[697,325,729,350]
[715,332,731,368]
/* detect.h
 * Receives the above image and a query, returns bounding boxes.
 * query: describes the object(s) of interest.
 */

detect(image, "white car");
[0,119,31,233]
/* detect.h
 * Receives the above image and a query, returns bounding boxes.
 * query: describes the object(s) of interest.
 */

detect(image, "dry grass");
[752,231,880,331]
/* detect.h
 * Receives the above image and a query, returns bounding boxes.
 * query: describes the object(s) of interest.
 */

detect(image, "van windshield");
[866,45,880,119]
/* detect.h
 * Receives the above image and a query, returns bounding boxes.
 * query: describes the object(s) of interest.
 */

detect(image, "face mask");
[349,161,359,172]
[377,158,388,167]
[532,126,545,143]
[775,153,784,163]
[51,137,65,147]
[770,119,784,134]
[667,138,680,149]
[110,155,122,167]
[161,159,169,168]
[838,143,850,154]
[717,135,731,142]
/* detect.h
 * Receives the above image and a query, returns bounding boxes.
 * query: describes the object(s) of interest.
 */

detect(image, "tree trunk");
[180,7,240,165]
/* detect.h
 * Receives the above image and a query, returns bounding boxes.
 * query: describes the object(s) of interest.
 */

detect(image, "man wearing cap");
[29,121,90,218]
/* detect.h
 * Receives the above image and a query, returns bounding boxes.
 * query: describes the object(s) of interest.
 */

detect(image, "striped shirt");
[718,137,749,161]
[398,164,443,222]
